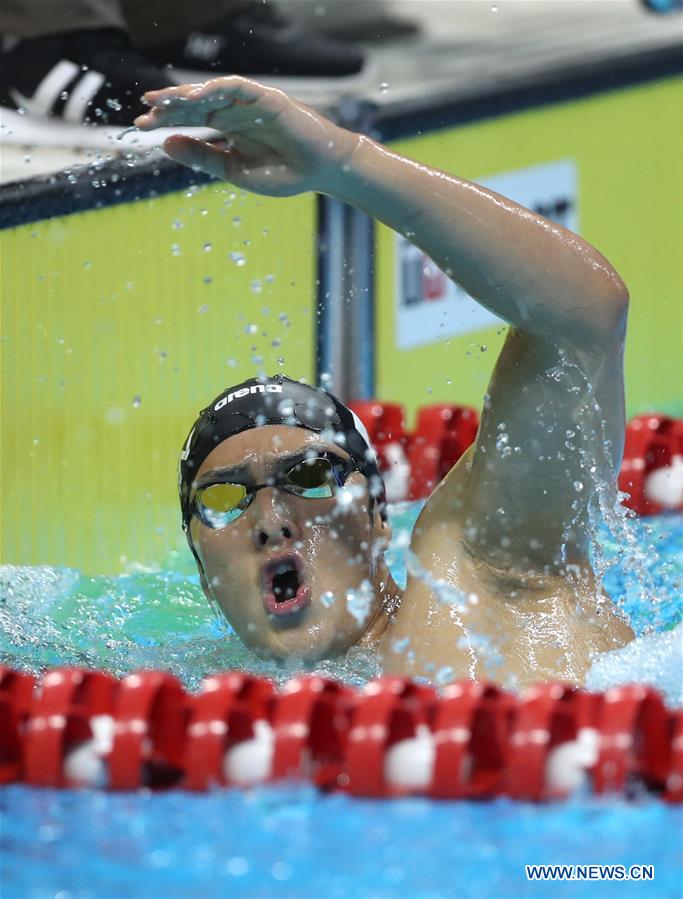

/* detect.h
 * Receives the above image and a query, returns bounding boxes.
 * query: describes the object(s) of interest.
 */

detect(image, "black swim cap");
[178,375,386,530]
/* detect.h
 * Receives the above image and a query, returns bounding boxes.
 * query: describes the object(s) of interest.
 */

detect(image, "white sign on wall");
[395,159,579,349]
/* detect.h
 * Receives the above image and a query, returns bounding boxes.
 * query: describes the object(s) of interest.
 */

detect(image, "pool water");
[1,503,681,897]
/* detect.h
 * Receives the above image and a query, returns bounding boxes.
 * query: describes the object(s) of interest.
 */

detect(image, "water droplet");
[320,590,335,608]
[227,357,237,367]
[480,344,488,352]
[203,241,212,252]
[232,216,241,227]
[171,243,181,256]
[245,323,258,335]
[226,857,248,876]
[379,82,389,94]
[172,219,183,230]
[106,97,122,111]
[202,275,213,284]
[132,395,141,408]
[198,304,209,313]
[250,280,263,295]
[573,480,584,492]
[106,406,125,425]
[83,261,92,270]
[436,665,454,685]
[271,862,291,882]
[491,3,498,11]
[229,251,246,266]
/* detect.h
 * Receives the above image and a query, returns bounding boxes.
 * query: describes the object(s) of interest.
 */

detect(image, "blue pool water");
[1,504,681,898]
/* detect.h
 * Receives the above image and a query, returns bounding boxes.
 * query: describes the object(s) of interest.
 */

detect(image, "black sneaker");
[147,0,368,86]
[0,27,215,149]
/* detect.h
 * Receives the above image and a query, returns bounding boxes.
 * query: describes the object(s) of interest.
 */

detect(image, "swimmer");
[135,77,634,687]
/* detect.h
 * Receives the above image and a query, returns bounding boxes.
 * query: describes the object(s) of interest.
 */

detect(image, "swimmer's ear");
[373,506,392,548]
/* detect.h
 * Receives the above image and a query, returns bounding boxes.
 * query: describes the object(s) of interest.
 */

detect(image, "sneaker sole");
[0,107,220,150]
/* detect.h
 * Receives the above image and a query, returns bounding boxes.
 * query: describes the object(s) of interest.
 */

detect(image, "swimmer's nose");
[250,489,301,549]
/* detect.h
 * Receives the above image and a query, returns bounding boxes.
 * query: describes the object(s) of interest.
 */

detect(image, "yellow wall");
[1,186,316,573]
[376,77,683,427]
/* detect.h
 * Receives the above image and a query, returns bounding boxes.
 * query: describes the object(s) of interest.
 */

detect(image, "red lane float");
[349,401,479,503]
[1,667,680,802]
[348,401,410,503]
[344,678,437,797]
[109,671,187,790]
[407,405,479,500]
[185,672,275,791]
[619,415,683,515]
[430,682,513,799]
[0,668,36,784]
[23,667,117,788]
[272,676,352,788]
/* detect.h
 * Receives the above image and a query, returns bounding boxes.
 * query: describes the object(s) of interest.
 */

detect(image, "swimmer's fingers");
[144,76,269,108]
[135,95,280,133]
[136,77,283,131]
[162,135,235,181]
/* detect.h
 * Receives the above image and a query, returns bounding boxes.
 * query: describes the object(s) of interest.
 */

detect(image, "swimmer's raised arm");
[137,77,632,585]
[136,76,628,341]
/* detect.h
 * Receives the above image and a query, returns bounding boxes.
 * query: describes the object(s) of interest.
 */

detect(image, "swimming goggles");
[191,453,357,529]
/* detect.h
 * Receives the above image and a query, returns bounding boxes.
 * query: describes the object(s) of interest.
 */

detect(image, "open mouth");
[262,554,311,617]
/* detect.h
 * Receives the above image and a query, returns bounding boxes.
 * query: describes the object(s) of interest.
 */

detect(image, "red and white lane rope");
[1,667,680,801]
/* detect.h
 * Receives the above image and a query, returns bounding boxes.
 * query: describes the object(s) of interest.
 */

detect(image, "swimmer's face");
[188,425,391,663]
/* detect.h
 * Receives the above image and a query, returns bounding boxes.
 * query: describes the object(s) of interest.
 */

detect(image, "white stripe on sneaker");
[63,70,106,123]
[8,58,80,117]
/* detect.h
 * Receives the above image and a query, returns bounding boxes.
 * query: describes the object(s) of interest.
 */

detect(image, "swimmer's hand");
[134,77,356,197]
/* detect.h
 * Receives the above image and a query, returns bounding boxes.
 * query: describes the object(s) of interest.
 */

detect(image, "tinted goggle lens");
[285,457,337,497]
[194,457,343,528]
[197,482,249,527]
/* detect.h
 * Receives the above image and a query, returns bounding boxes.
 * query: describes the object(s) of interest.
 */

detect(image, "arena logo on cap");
[214,383,283,412]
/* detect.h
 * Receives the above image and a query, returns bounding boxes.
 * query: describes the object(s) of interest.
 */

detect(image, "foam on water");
[0,503,680,699]
[586,623,683,705]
